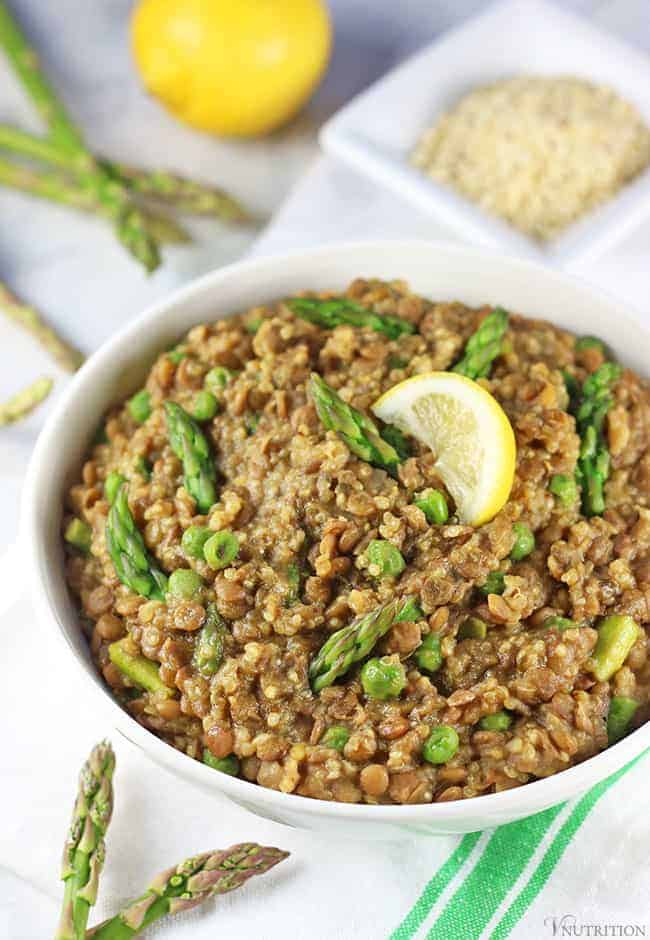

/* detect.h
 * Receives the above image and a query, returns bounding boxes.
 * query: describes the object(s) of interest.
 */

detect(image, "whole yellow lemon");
[131,0,332,137]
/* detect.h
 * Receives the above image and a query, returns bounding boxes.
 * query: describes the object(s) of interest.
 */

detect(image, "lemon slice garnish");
[372,372,515,525]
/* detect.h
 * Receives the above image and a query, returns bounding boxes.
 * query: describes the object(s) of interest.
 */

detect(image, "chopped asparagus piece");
[193,603,227,677]
[309,597,405,693]
[164,401,217,514]
[64,518,92,554]
[105,484,168,600]
[309,373,400,473]
[589,615,639,682]
[108,639,172,696]
[287,296,415,340]
[452,308,509,380]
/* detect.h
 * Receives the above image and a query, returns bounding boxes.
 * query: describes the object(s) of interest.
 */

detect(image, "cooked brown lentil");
[63,278,650,805]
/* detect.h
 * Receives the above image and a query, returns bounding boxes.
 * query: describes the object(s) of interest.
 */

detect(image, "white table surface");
[2,3,650,938]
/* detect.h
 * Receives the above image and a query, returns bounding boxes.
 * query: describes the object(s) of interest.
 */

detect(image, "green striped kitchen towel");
[390,750,648,940]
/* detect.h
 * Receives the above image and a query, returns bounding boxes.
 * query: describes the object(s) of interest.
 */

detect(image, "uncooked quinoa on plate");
[411,77,650,241]
[63,278,650,805]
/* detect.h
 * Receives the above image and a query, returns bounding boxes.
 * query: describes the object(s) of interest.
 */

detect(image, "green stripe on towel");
[425,804,565,940]
[490,751,648,940]
[391,751,646,940]
[389,831,482,940]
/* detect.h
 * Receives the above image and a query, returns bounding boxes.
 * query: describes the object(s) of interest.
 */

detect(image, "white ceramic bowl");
[24,240,650,840]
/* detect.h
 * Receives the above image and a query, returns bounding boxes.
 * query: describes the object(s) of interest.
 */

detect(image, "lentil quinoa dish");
[63,278,650,806]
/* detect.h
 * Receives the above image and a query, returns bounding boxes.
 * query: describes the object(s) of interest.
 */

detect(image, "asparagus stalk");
[0,5,160,271]
[101,160,252,222]
[573,362,622,516]
[452,307,509,380]
[0,375,52,425]
[287,297,415,340]
[88,843,289,939]
[108,639,172,696]
[0,124,251,223]
[309,373,400,473]
[55,741,115,940]
[192,602,226,677]
[106,483,168,600]
[164,401,217,514]
[309,597,413,692]
[0,280,83,372]
[0,156,191,243]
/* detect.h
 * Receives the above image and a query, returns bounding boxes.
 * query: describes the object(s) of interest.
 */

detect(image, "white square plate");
[320,0,650,266]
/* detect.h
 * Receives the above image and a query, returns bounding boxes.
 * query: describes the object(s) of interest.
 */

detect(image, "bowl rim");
[23,238,650,823]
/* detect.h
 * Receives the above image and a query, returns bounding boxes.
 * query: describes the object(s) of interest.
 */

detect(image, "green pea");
[168,568,204,599]
[245,317,263,334]
[203,750,240,775]
[320,726,350,751]
[575,335,607,355]
[396,597,424,622]
[544,616,577,632]
[366,539,406,578]
[167,348,187,365]
[549,473,578,507]
[414,488,449,525]
[590,615,639,682]
[127,389,151,424]
[64,518,92,553]
[134,456,151,480]
[458,617,487,640]
[510,522,535,561]
[204,530,239,570]
[479,710,513,732]
[105,471,126,505]
[193,390,219,422]
[360,656,407,700]
[480,571,505,595]
[246,414,260,436]
[415,633,442,674]
[607,696,639,744]
[205,366,237,391]
[181,525,212,560]
[422,725,459,765]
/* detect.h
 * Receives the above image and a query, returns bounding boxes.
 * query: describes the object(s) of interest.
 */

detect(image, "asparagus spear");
[88,843,289,939]
[0,124,250,223]
[101,160,252,222]
[192,602,227,676]
[309,373,400,473]
[452,307,509,380]
[0,156,191,243]
[108,639,172,696]
[106,483,168,600]
[55,741,115,940]
[0,280,83,372]
[309,597,412,692]
[287,297,415,340]
[0,375,52,425]
[573,362,622,516]
[164,401,217,514]
[0,5,160,271]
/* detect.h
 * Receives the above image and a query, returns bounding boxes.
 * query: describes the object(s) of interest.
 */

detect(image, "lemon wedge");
[372,372,515,525]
